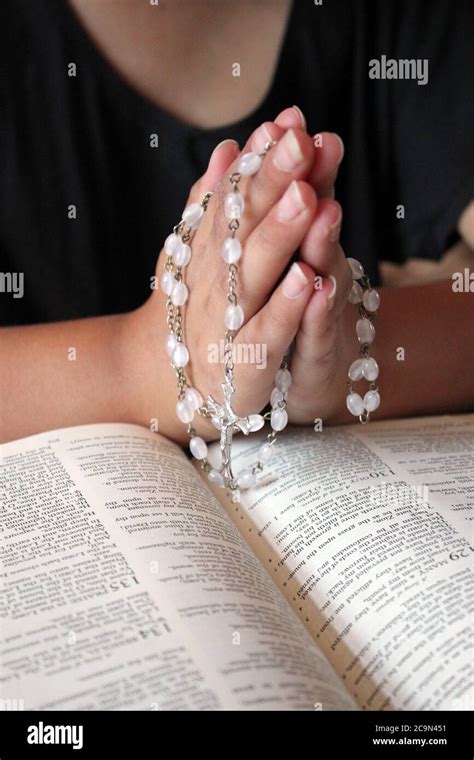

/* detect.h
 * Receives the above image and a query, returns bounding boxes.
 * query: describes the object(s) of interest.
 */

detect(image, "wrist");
[119,296,220,445]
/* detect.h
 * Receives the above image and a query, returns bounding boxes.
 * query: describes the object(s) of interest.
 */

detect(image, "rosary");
[161,138,380,502]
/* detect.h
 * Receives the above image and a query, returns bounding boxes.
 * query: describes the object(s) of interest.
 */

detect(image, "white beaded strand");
[163,139,291,502]
[345,258,381,422]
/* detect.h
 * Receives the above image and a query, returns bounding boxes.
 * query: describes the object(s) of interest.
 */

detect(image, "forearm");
[335,278,474,423]
[0,312,132,443]
[0,298,218,445]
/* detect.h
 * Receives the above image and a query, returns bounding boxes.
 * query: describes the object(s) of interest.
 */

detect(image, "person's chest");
[67,0,292,129]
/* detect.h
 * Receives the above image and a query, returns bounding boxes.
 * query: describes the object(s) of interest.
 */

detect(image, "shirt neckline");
[59,0,297,138]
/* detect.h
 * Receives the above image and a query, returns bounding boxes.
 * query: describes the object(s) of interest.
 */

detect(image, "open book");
[1,414,473,711]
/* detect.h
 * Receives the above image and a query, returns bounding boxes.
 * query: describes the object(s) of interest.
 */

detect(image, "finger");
[245,127,316,227]
[286,276,341,422]
[308,132,344,199]
[295,276,338,366]
[299,197,353,314]
[240,180,317,314]
[233,261,315,415]
[198,139,240,195]
[274,105,306,131]
[197,120,286,246]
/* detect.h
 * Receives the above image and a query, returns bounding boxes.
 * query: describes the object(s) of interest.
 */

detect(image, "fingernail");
[277,181,306,221]
[291,105,306,129]
[283,262,308,298]
[251,123,274,153]
[331,133,345,164]
[327,275,337,310]
[210,139,239,159]
[273,129,304,172]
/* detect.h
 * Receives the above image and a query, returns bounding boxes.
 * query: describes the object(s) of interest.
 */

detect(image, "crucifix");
[206,377,255,486]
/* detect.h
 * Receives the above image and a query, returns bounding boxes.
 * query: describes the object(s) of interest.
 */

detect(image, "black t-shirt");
[0,0,473,326]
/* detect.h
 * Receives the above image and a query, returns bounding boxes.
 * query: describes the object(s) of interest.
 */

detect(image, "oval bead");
[348,281,363,304]
[238,152,262,176]
[346,392,364,416]
[208,469,225,486]
[164,233,180,256]
[224,192,245,220]
[348,359,364,381]
[270,388,284,407]
[270,388,285,407]
[363,288,380,312]
[258,443,275,464]
[171,282,188,306]
[185,387,203,411]
[247,414,265,432]
[176,400,194,424]
[364,390,381,412]
[189,436,207,460]
[237,469,257,489]
[221,237,242,264]
[275,368,292,391]
[173,242,192,267]
[160,271,174,295]
[172,343,189,368]
[347,257,365,279]
[271,408,288,431]
[356,318,375,344]
[362,357,379,381]
[182,202,204,229]
[165,333,178,357]
[224,304,244,330]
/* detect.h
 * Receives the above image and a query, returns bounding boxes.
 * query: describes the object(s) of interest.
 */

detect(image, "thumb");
[193,139,240,200]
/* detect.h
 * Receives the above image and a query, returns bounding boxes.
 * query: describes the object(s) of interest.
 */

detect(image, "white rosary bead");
[160,271,174,295]
[185,387,203,411]
[346,392,365,416]
[237,469,257,489]
[171,281,188,306]
[363,288,380,312]
[356,317,375,344]
[348,281,363,304]
[166,333,178,357]
[363,389,381,412]
[182,202,204,229]
[164,233,181,256]
[225,192,245,220]
[238,152,262,176]
[176,400,194,424]
[270,388,284,407]
[208,469,225,486]
[172,343,189,368]
[173,242,192,267]
[347,257,365,279]
[258,443,275,464]
[189,436,208,460]
[221,237,242,264]
[348,358,364,381]
[362,357,379,381]
[275,368,292,392]
[224,303,244,330]
[247,414,265,432]
[271,408,288,431]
